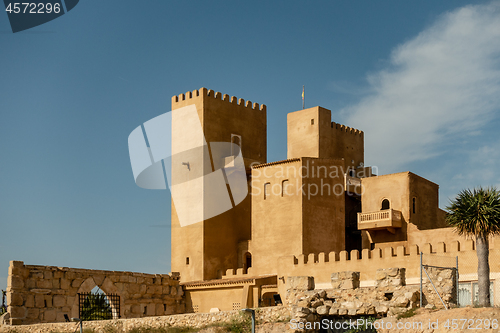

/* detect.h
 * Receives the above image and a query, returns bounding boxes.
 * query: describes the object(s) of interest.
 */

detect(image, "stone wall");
[0,306,291,333]
[421,266,457,309]
[6,261,185,325]
[285,267,456,331]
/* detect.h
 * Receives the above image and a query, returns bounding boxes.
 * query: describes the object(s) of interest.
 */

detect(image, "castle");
[4,88,500,326]
[169,88,498,312]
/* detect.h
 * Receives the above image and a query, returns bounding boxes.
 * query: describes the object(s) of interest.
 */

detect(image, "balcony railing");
[357,209,402,233]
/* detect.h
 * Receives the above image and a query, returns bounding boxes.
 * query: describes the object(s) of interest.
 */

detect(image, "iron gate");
[78,292,120,321]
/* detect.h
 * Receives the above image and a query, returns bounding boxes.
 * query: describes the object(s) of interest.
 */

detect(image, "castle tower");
[287,106,364,171]
[170,88,266,282]
[286,106,365,253]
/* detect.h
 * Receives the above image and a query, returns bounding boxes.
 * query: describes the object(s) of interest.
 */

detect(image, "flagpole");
[302,85,305,109]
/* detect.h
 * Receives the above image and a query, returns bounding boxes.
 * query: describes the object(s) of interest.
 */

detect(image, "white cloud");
[342,2,500,177]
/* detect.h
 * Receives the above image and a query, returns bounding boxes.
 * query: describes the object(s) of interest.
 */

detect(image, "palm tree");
[446,187,500,307]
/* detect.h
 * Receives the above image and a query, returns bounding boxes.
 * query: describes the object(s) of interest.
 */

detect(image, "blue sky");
[1,0,500,291]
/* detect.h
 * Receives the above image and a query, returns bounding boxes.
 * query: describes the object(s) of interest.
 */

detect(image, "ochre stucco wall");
[287,106,364,171]
[170,88,266,282]
[251,158,346,276]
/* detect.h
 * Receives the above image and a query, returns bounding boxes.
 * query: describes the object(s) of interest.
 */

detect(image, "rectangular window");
[458,281,494,306]
[311,119,314,125]
[186,257,190,265]
[264,183,270,199]
[282,180,289,197]
[412,197,416,214]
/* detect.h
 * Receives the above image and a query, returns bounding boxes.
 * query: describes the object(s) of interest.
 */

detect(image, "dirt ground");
[375,307,500,333]
[195,308,500,332]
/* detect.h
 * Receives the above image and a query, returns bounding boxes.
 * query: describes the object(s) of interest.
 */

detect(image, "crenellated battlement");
[275,239,500,287]
[331,122,363,136]
[171,87,266,112]
[221,267,254,279]
[285,240,479,267]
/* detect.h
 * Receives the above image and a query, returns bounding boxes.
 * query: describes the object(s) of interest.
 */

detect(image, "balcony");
[357,209,402,233]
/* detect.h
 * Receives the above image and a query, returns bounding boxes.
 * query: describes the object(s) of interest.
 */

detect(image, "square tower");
[170,88,266,282]
[287,106,364,172]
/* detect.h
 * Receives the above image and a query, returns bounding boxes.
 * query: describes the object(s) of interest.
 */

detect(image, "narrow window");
[381,199,390,210]
[264,182,270,199]
[311,119,314,125]
[186,257,189,265]
[143,306,147,315]
[164,304,167,312]
[245,252,252,269]
[412,197,416,214]
[282,180,289,197]
[231,134,242,155]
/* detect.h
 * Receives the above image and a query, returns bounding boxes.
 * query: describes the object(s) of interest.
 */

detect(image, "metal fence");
[420,249,500,307]
[78,292,120,321]
[420,253,458,309]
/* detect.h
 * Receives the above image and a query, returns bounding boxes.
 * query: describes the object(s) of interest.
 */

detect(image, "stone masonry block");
[44,309,56,322]
[93,275,105,286]
[131,304,141,314]
[25,295,34,308]
[287,276,314,291]
[35,294,45,308]
[128,284,140,294]
[331,271,360,289]
[155,303,164,316]
[376,268,406,287]
[146,304,155,316]
[26,308,40,320]
[7,275,24,289]
[9,306,26,318]
[53,295,66,307]
[25,279,36,289]
[67,296,75,307]
[44,295,52,307]
[53,270,64,279]
[60,278,70,290]
[71,278,84,288]
[7,293,23,306]
[37,279,52,289]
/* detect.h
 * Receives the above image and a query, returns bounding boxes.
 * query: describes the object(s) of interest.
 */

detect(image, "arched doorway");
[78,286,115,320]
[71,277,122,320]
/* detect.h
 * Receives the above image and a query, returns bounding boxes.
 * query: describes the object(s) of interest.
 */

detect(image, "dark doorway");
[244,252,252,271]
[345,194,362,253]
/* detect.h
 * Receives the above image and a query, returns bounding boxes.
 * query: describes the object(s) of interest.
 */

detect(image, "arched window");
[381,199,390,210]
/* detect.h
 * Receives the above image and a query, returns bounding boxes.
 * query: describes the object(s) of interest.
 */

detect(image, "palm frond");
[446,187,500,237]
